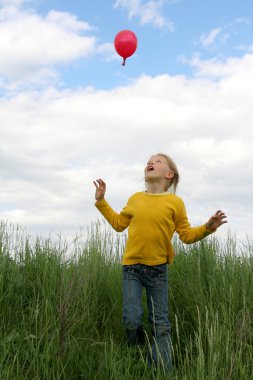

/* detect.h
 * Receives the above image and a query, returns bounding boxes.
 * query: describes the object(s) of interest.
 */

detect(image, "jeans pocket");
[151,264,167,278]
[123,265,137,273]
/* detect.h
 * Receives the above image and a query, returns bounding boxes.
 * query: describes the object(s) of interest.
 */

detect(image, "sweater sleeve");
[175,201,211,244]
[95,198,131,232]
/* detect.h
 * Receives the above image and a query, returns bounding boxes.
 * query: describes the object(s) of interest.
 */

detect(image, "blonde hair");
[156,153,180,193]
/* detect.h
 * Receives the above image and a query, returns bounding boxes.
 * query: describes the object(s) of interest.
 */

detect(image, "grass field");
[0,220,252,379]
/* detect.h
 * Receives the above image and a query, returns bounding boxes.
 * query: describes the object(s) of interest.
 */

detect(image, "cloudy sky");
[0,0,253,247]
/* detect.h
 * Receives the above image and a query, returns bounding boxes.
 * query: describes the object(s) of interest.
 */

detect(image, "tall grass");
[0,220,252,379]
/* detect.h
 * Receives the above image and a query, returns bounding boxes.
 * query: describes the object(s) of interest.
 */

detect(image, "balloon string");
[122,58,126,66]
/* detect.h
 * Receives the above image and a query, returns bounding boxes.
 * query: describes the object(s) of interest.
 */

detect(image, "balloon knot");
[122,58,126,66]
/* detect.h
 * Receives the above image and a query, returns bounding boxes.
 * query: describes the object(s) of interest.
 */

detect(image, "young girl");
[93,153,227,369]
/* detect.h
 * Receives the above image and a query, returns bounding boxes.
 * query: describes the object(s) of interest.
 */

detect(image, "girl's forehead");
[148,155,165,162]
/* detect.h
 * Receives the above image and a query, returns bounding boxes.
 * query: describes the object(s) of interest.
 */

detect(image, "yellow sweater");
[95,192,211,265]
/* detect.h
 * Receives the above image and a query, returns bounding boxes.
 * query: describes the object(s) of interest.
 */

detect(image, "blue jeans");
[122,263,172,369]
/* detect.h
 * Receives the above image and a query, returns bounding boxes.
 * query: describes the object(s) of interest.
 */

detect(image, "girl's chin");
[145,176,158,182]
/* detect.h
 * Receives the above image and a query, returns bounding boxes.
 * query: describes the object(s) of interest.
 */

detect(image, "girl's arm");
[175,203,227,244]
[93,179,130,232]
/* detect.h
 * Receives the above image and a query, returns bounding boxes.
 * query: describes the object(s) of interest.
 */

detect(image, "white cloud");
[0,0,31,5]
[1,51,253,243]
[200,28,221,48]
[181,52,253,86]
[97,42,117,62]
[0,2,252,249]
[114,0,174,30]
[46,10,93,33]
[199,18,251,50]
[0,4,97,88]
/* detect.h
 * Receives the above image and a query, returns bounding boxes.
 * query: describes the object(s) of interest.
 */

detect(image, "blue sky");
[11,0,253,89]
[0,0,253,247]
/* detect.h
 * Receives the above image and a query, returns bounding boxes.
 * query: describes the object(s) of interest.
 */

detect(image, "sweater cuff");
[95,198,107,207]
[205,223,214,234]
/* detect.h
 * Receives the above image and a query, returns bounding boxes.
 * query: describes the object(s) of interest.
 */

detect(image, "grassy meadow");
[0,220,253,379]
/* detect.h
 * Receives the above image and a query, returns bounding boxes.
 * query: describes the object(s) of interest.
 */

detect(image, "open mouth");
[147,166,154,172]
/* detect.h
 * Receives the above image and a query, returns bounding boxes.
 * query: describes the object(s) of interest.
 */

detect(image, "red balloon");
[114,30,138,66]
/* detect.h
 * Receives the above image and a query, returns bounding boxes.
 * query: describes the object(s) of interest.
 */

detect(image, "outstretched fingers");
[93,178,106,201]
[215,210,227,225]
[206,210,228,232]
[93,178,106,187]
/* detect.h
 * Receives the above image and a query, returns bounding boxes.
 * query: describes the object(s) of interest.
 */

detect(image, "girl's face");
[144,155,174,181]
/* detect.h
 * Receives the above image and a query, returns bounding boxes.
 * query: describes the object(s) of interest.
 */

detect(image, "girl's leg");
[122,265,144,345]
[145,264,172,369]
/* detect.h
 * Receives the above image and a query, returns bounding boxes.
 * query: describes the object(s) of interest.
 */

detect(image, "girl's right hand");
[93,179,106,201]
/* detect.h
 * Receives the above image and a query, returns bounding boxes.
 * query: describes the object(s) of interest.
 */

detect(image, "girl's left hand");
[206,210,227,232]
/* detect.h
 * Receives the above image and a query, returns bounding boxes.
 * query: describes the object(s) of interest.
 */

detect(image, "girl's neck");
[146,181,167,194]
